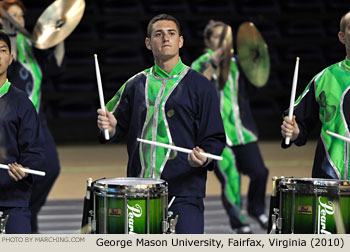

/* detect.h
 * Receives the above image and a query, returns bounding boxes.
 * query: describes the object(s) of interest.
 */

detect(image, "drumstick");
[94,54,110,140]
[136,138,223,161]
[0,164,46,176]
[326,130,350,143]
[285,57,300,145]
[168,196,176,208]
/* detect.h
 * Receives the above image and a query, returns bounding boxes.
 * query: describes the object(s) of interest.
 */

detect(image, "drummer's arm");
[202,48,224,80]
[281,81,319,148]
[8,35,17,60]
[1,18,18,60]
[53,41,65,67]
[202,62,216,80]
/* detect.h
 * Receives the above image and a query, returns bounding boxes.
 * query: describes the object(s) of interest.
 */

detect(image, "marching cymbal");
[33,0,85,49]
[237,22,270,87]
[217,24,233,90]
[0,7,33,40]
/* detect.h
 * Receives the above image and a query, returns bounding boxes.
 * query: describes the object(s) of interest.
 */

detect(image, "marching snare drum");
[92,177,168,234]
[269,177,350,234]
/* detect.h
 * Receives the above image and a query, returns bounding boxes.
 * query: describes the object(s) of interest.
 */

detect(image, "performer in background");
[0,31,45,234]
[281,11,350,180]
[192,20,269,233]
[0,0,65,233]
[97,14,226,234]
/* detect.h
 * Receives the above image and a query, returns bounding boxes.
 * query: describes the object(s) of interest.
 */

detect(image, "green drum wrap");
[278,178,350,234]
[93,178,168,234]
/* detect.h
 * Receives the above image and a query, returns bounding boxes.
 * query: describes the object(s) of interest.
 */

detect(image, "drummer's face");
[7,5,25,27]
[145,20,183,61]
[207,26,224,50]
[339,13,350,58]
[0,40,13,76]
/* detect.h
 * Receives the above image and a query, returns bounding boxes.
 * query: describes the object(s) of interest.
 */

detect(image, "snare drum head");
[93,177,168,196]
[97,177,166,186]
[278,177,340,194]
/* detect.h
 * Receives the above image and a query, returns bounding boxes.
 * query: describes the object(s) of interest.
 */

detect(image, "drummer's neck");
[154,55,179,74]
[0,73,7,88]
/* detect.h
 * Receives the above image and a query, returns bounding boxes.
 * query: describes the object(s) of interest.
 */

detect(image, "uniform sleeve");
[195,75,226,169]
[17,96,46,171]
[191,53,211,74]
[281,79,320,148]
[100,81,130,143]
[34,45,66,77]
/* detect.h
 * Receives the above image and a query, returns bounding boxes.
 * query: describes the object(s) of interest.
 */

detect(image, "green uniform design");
[107,59,188,179]
[294,57,350,179]
[16,33,42,111]
[192,50,257,222]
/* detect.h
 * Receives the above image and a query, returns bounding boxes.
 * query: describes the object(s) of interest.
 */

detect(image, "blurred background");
[23,0,350,144]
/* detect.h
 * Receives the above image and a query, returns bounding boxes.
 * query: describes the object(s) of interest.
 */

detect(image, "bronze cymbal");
[33,0,85,49]
[0,7,33,40]
[217,24,234,90]
[237,22,270,87]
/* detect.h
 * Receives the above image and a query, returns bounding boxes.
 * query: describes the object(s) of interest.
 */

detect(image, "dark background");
[22,0,350,143]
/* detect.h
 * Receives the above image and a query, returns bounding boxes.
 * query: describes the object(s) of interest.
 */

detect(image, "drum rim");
[93,177,168,195]
[278,177,350,187]
[95,177,167,186]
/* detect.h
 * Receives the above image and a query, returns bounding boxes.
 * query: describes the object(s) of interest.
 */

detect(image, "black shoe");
[235,225,253,234]
[253,214,268,230]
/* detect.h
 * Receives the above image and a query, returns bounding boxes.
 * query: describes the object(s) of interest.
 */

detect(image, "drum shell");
[277,178,350,234]
[93,178,168,234]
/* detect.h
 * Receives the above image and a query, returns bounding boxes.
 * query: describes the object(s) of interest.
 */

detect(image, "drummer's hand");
[188,147,212,167]
[8,162,27,181]
[281,115,299,141]
[211,47,225,67]
[97,108,117,138]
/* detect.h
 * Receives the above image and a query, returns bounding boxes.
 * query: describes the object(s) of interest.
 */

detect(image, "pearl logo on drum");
[318,197,335,234]
[127,204,143,234]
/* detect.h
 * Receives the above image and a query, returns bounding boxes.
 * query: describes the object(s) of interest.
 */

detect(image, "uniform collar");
[341,56,350,72]
[153,58,187,78]
[0,79,10,97]
[206,49,214,55]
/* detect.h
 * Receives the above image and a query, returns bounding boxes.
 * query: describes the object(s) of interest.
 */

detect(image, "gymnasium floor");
[38,141,316,233]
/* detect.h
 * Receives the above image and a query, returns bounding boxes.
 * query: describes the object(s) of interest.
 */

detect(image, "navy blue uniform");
[7,40,63,233]
[0,83,45,233]
[103,60,226,233]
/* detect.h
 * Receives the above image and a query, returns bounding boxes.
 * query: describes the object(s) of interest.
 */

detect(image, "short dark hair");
[0,31,11,52]
[204,20,226,40]
[340,11,350,33]
[147,14,181,38]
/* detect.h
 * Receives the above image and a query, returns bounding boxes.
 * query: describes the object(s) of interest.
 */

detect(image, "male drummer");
[281,11,350,179]
[0,31,45,233]
[97,14,226,234]
[0,0,65,233]
[191,20,269,233]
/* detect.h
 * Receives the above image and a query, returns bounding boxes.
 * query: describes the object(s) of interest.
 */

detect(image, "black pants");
[29,121,60,233]
[0,207,31,234]
[215,142,269,229]
[233,142,269,217]
[168,196,204,234]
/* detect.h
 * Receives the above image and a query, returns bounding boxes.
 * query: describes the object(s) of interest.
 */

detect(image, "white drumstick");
[0,164,46,176]
[94,54,110,140]
[285,57,300,145]
[326,130,350,143]
[137,138,223,161]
